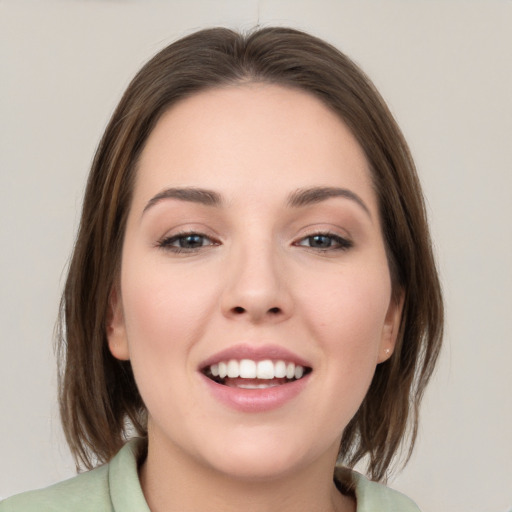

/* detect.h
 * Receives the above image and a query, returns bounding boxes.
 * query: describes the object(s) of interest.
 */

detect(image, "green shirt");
[0,440,420,511]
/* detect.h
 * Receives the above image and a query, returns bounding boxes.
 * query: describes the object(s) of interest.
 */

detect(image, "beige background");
[1,1,511,511]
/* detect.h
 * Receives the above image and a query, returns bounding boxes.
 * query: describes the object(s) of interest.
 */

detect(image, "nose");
[220,242,293,324]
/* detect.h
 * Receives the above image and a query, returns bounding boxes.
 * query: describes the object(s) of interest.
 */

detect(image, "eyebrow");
[287,186,371,218]
[143,187,222,214]
[142,185,371,219]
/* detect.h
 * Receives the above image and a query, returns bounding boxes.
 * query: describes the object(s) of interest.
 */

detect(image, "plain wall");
[1,1,511,511]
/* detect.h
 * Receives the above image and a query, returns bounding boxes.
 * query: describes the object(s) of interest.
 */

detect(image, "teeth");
[207,359,307,381]
[227,360,239,378]
[239,359,256,378]
[257,360,274,379]
[274,360,287,378]
[237,382,281,389]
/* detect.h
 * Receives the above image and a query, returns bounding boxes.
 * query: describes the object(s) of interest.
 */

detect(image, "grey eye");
[158,232,217,252]
[296,233,353,251]
[305,235,334,248]
[176,234,208,248]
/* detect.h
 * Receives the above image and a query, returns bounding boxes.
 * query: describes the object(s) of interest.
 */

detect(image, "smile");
[203,359,311,388]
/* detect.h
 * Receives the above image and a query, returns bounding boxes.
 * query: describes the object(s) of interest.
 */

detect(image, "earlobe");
[106,286,130,361]
[378,290,405,363]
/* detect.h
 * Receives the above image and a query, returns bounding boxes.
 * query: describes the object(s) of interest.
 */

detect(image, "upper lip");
[199,344,312,371]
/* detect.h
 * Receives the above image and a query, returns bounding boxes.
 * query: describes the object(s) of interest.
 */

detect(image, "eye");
[295,233,352,251]
[157,232,218,252]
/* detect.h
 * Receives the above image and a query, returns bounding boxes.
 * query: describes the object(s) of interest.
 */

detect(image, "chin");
[208,452,305,482]
[196,431,322,482]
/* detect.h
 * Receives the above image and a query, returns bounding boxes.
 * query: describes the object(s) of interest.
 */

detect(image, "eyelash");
[157,231,219,253]
[293,232,353,252]
[157,231,352,254]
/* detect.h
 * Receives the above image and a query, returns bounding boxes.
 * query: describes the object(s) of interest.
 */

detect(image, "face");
[108,84,402,481]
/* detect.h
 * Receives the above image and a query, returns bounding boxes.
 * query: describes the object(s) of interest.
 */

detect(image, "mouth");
[202,359,312,389]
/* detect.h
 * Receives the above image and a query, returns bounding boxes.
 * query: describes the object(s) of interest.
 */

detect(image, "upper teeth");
[209,359,305,380]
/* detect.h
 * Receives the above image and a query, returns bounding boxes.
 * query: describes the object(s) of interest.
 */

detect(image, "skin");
[107,84,403,512]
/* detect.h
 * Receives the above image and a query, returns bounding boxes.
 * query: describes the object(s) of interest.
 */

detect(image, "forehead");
[133,84,375,212]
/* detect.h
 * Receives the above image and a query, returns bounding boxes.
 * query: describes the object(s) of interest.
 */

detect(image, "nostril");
[268,307,281,315]
[233,306,245,314]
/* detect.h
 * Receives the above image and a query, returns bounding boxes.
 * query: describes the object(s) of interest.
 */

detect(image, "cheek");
[120,257,220,361]
[299,265,392,363]
[282,267,393,441]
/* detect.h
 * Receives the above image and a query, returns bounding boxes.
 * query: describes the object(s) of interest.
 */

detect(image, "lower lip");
[200,373,310,413]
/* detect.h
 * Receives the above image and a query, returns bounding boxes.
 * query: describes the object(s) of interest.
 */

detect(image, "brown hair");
[58,26,443,481]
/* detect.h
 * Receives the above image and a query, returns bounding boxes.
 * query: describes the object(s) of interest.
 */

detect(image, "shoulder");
[334,466,421,512]
[0,464,111,512]
[0,439,149,512]
[351,472,421,512]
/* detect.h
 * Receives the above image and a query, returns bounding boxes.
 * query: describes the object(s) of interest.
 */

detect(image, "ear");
[106,285,130,361]
[378,289,405,363]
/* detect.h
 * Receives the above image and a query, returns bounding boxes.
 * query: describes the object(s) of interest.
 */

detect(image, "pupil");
[180,235,203,248]
[310,235,331,248]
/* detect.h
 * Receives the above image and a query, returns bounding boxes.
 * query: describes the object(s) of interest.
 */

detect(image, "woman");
[1,27,443,512]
